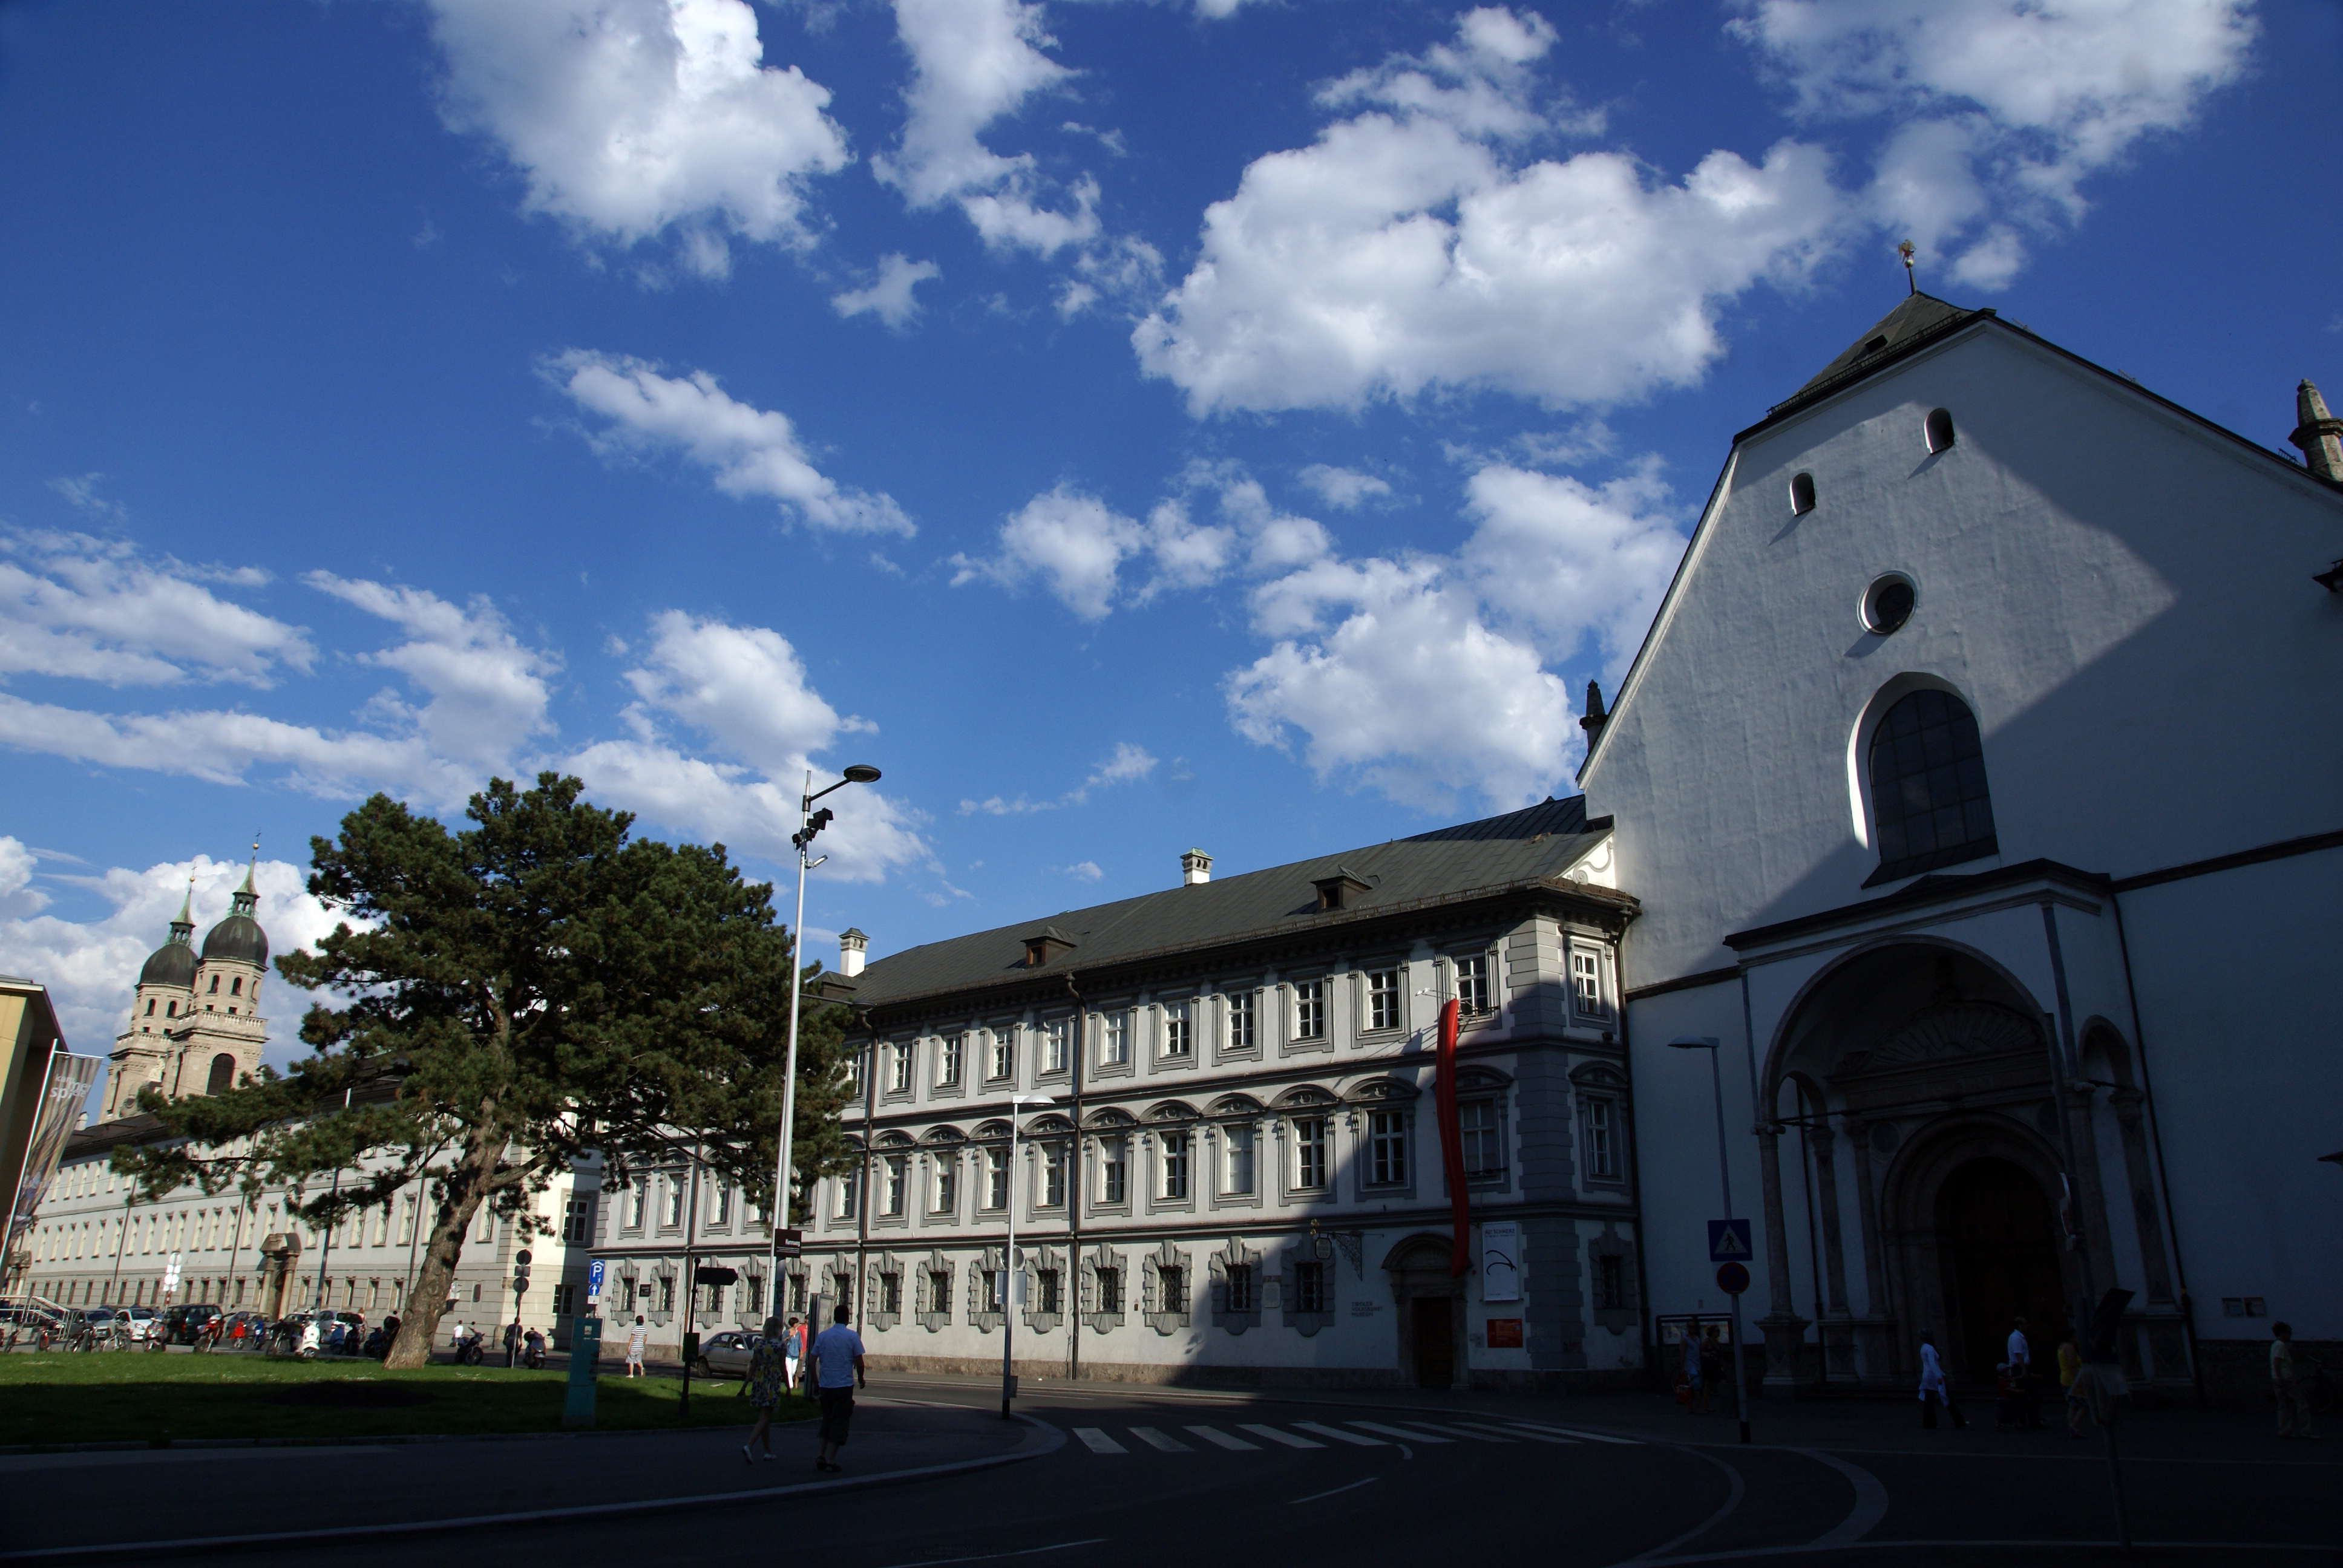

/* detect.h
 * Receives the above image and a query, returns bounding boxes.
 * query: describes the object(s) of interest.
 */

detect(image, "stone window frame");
[1214,984,1262,1065]
[1564,930,1614,1026]
[1273,1085,1340,1204]
[1453,1065,1515,1194]
[1080,1241,1127,1333]
[1026,1114,1075,1214]
[867,1252,905,1330]
[932,1031,968,1099]
[827,1139,865,1229]
[1205,1094,1266,1212]
[782,1259,809,1318]
[1357,959,1407,1040]
[1141,1238,1194,1335]
[873,1134,915,1229]
[1021,1242,1065,1334]
[1587,1226,1639,1333]
[1284,976,1331,1055]
[920,1129,967,1222]
[971,1121,1014,1215]
[915,1247,955,1332]
[1156,995,1200,1071]
[1092,1007,1136,1080]
[1208,1236,1262,1335]
[1037,1014,1074,1083]
[1083,1109,1136,1216]
[1570,1061,1631,1189]
[883,1039,916,1102]
[1344,1077,1420,1198]
[651,1261,679,1325]
[986,1022,1018,1086]
[1440,942,1506,1033]
[969,1243,1009,1333]
[1143,1102,1202,1214]
[1279,1244,1335,1336]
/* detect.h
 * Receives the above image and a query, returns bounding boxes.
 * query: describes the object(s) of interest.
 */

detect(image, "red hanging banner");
[1434,997,1470,1277]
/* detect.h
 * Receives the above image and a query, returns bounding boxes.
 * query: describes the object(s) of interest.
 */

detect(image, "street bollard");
[563,1316,601,1429]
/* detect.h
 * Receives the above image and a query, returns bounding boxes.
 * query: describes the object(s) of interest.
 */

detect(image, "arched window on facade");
[206,1054,236,1094]
[1866,687,1999,886]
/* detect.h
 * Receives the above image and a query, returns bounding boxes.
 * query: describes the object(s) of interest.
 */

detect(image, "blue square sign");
[1708,1219,1752,1263]
[586,1258,606,1299]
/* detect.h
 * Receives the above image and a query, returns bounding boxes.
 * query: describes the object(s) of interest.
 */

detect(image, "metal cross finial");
[1897,240,1916,295]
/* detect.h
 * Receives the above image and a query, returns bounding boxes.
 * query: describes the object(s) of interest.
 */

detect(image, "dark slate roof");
[1758,292,1988,430]
[138,938,197,988]
[200,913,268,966]
[851,796,1620,1011]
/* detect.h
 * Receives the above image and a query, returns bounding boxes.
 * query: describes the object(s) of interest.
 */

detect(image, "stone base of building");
[863,1350,1642,1394]
[2192,1336,2339,1409]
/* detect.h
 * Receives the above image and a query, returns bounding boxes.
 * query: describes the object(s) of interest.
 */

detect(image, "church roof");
[1767,292,1987,425]
[200,860,269,967]
[139,885,198,988]
[849,795,1625,1012]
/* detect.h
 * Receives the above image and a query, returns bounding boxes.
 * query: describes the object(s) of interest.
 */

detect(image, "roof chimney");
[838,927,867,978]
[1181,848,1211,886]
[1579,680,1608,748]
[2292,379,2343,482]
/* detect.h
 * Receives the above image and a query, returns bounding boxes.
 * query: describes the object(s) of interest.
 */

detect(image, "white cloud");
[1731,0,2256,286]
[875,0,1097,256]
[1458,462,1686,675]
[547,351,914,536]
[1297,465,1394,510]
[1062,860,1103,881]
[831,253,941,328]
[0,836,47,919]
[1087,741,1158,786]
[0,852,340,1070]
[1136,9,1841,414]
[949,486,1143,620]
[567,612,925,882]
[47,475,126,523]
[0,532,313,688]
[425,0,851,276]
[307,575,557,775]
[957,740,1158,815]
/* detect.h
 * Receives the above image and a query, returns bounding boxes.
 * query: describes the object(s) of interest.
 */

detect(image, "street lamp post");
[770,765,881,1270]
[1000,1094,1057,1419]
[1670,1035,1752,1445]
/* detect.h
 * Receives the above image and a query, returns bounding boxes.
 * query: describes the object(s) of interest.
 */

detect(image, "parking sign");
[586,1257,606,1304]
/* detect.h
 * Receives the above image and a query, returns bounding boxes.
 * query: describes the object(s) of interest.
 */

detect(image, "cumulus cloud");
[1136,8,1841,414]
[957,741,1158,815]
[1297,465,1394,511]
[1457,462,1686,673]
[546,351,914,535]
[949,487,1142,621]
[831,253,941,328]
[0,532,313,688]
[1731,0,2256,287]
[425,0,851,276]
[566,611,926,883]
[307,575,557,776]
[0,850,339,1070]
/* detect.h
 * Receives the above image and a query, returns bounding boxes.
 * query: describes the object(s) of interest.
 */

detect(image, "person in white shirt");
[2007,1316,2040,1429]
[809,1305,867,1474]
[1918,1331,1965,1429]
[626,1315,649,1377]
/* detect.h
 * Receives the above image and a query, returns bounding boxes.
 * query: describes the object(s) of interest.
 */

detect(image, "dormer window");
[1311,867,1372,912]
[1023,926,1078,967]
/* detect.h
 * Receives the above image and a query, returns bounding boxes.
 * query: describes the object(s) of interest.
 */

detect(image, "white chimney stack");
[839,927,867,978]
[1181,848,1212,886]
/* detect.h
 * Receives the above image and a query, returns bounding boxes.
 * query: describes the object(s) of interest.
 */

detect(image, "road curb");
[0,1412,819,1457]
[0,1415,1067,1562]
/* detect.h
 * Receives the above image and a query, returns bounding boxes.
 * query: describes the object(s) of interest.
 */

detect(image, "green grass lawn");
[0,1352,814,1447]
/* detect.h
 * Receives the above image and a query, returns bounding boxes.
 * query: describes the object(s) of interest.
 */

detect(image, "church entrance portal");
[1938,1158,2065,1384]
[1412,1297,1454,1388]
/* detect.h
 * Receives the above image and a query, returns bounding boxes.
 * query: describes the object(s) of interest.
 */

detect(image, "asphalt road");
[14,1374,2339,1567]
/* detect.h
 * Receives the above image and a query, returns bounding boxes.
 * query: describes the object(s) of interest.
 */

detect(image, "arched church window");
[207,1054,235,1094]
[1866,688,1999,885]
[1789,471,1816,514]
[1924,407,1956,452]
[230,977,242,996]
[208,976,220,995]
[145,999,156,1016]
[166,1001,177,1018]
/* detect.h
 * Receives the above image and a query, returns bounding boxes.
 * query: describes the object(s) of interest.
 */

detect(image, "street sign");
[772,1228,804,1259]
[513,1270,531,1294]
[1707,1219,1752,1263]
[516,1249,532,1268]
[1715,1261,1751,1296]
[586,1258,606,1304]
[694,1266,739,1287]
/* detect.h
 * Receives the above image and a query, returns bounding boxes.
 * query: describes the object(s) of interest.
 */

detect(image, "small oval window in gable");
[1863,573,1916,635]
[1924,407,1956,453]
[1789,472,1817,515]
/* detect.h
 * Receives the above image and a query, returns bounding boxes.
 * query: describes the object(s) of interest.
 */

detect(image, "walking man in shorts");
[625,1315,649,1378]
[811,1304,866,1473]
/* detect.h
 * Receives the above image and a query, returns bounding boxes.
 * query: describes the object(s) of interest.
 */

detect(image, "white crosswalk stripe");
[1452,1421,1578,1444]
[1187,1425,1262,1450]
[1348,1420,1452,1443]
[1240,1423,1326,1448]
[1503,1420,1638,1445]
[1293,1421,1390,1446]
[1074,1428,1127,1453]
[1129,1426,1192,1451]
[1395,1421,1513,1442]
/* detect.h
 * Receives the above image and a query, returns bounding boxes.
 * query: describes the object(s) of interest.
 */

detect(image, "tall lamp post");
[1670,1035,1752,1445]
[1000,1094,1057,1419]
[770,765,881,1276]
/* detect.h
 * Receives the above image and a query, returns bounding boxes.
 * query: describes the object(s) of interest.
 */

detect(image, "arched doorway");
[1381,1234,1466,1390]
[1938,1158,2065,1383]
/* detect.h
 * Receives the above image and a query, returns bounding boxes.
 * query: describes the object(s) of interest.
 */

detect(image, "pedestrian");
[1698,1327,1723,1414]
[810,1303,866,1474]
[626,1315,649,1377]
[782,1315,804,1393]
[2059,1336,2088,1439]
[448,1318,470,1364]
[1679,1327,1702,1414]
[2007,1316,2040,1429]
[502,1319,520,1366]
[742,1316,790,1464]
[1918,1331,1965,1429]
[2272,1322,2318,1441]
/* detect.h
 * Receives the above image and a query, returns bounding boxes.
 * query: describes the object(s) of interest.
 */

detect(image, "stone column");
[2065,1084,2121,1305]
[2107,1088,2175,1306]
[1844,1117,1895,1379]
[1809,1121,1855,1378]
[1755,1124,1810,1391]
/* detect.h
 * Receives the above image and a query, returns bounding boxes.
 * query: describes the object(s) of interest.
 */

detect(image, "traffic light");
[791,806,834,851]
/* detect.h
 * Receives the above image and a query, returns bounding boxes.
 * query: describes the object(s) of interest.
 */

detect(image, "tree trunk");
[382,1132,505,1370]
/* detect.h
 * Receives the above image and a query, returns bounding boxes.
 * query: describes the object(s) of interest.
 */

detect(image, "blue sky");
[1,0,2335,1068]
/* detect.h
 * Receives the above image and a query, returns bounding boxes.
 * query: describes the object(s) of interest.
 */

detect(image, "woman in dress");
[742,1317,790,1463]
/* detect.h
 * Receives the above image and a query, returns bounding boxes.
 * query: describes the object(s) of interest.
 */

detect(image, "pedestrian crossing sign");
[1707,1219,1752,1262]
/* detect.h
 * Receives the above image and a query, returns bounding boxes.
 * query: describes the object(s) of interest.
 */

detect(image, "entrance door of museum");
[1412,1297,1454,1388]
[1940,1158,2066,1383]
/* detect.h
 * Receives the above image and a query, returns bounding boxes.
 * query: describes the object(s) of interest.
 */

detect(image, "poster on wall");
[1480,1220,1521,1302]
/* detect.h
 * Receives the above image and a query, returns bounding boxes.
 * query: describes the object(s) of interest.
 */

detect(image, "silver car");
[693,1329,761,1379]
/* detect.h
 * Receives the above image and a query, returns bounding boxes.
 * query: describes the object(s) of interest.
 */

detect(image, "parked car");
[693,1328,761,1379]
[116,1305,162,1343]
[162,1303,223,1345]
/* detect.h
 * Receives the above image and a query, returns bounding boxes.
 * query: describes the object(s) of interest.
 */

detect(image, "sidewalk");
[0,1399,1054,1560]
